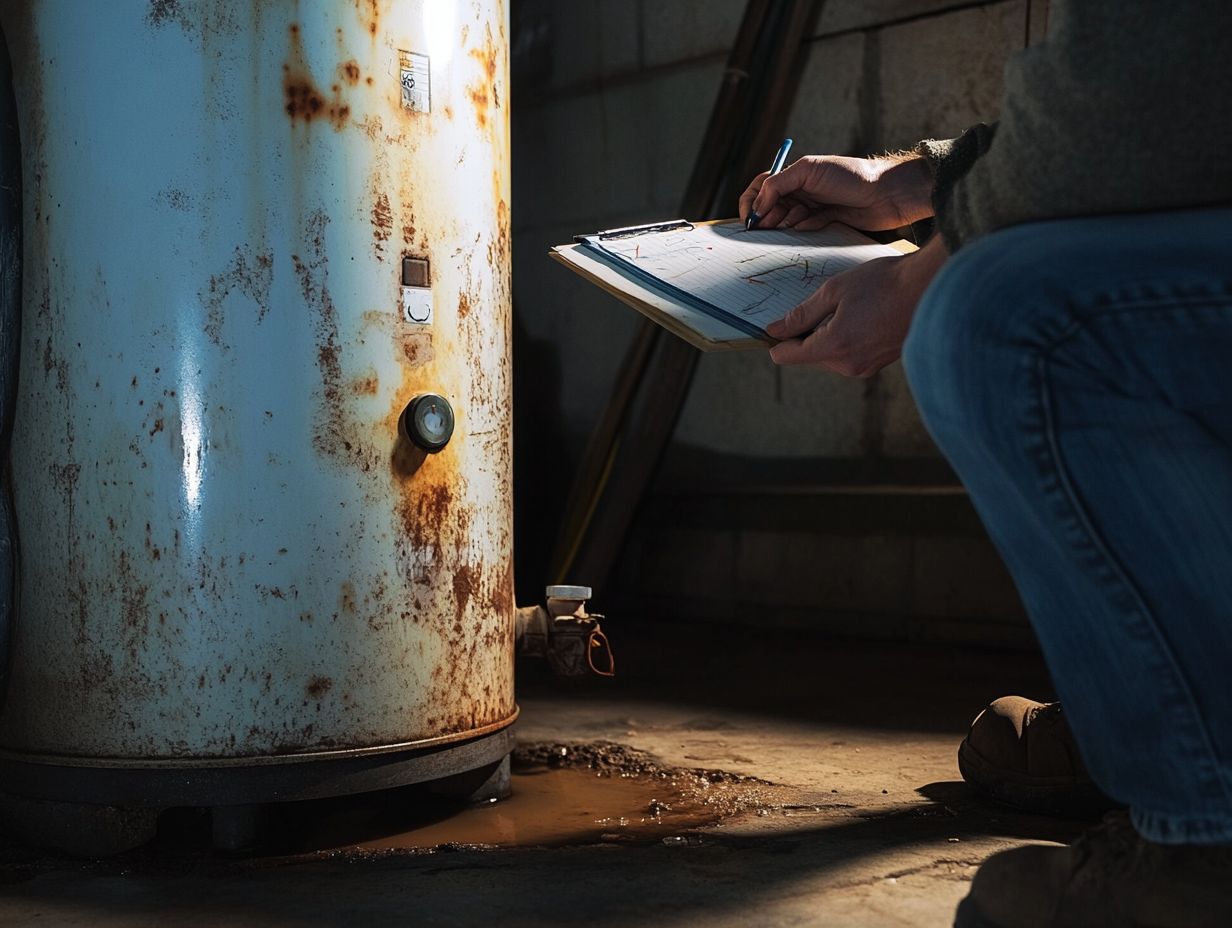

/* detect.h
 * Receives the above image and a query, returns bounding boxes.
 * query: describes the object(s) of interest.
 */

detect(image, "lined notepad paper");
[577,221,904,337]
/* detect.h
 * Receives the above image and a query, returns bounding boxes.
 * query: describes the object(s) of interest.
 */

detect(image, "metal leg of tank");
[210,804,266,853]
[427,753,513,805]
[0,792,158,857]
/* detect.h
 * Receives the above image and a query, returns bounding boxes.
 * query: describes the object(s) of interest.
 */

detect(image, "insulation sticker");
[401,286,433,324]
[399,51,431,112]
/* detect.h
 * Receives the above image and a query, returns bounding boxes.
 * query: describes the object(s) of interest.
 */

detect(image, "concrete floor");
[0,620,1083,927]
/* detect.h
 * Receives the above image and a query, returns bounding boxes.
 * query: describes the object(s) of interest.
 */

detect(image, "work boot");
[958,696,1116,817]
[953,812,1232,927]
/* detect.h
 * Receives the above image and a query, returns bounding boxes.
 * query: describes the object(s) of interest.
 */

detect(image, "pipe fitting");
[515,585,614,679]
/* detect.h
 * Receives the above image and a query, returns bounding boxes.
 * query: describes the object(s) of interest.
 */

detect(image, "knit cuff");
[914,123,997,250]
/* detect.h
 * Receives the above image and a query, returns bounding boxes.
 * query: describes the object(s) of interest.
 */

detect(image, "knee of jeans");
[903,232,1048,440]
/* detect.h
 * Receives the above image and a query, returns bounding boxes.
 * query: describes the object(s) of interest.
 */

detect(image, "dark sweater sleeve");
[917,1,1232,251]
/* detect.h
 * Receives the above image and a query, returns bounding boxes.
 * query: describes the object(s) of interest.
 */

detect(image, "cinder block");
[548,0,642,88]
[547,1,601,88]
[511,222,644,436]
[785,33,866,156]
[598,0,642,75]
[512,85,658,229]
[512,95,607,229]
[674,351,869,458]
[876,1,1026,149]
[815,0,983,38]
[641,0,746,69]
[878,361,942,458]
[737,529,913,613]
[632,526,741,602]
[596,81,654,217]
[645,60,725,211]
[778,366,868,457]
[911,534,1028,624]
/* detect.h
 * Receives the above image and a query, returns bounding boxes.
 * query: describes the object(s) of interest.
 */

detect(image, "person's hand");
[766,236,948,377]
[739,155,933,232]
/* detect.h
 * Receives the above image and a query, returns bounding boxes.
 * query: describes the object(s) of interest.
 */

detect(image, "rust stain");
[398,333,434,368]
[291,210,377,472]
[284,76,327,122]
[488,559,514,620]
[350,374,379,396]
[371,190,393,257]
[471,25,499,83]
[487,197,511,275]
[340,581,357,614]
[306,676,334,699]
[357,0,380,37]
[284,25,352,130]
[452,564,478,623]
[201,246,275,347]
[466,22,502,129]
[146,0,182,27]
[457,292,472,319]
[467,85,490,130]
[340,60,361,86]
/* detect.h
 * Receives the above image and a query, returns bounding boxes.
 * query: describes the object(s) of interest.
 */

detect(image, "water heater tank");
[0,0,514,845]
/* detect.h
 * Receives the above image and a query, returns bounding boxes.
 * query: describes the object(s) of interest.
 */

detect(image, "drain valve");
[400,393,455,452]
[516,585,615,679]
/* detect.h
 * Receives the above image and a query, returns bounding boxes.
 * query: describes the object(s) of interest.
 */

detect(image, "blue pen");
[746,138,793,231]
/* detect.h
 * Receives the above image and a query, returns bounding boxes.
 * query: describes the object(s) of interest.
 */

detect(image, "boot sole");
[957,739,1117,819]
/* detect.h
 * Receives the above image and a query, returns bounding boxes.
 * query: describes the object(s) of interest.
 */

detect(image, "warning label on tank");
[399,51,431,113]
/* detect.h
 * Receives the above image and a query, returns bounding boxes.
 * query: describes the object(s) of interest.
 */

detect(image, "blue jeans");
[903,208,1232,846]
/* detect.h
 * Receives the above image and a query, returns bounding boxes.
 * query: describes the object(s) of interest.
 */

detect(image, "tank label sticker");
[399,51,431,112]
[402,286,433,325]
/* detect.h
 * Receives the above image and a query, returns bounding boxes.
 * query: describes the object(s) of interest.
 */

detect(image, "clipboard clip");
[596,220,694,241]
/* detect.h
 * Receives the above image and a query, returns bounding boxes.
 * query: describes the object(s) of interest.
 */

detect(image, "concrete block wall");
[512,0,1048,642]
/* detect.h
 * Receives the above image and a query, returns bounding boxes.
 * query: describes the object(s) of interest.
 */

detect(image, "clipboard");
[551,221,763,351]
[551,219,916,353]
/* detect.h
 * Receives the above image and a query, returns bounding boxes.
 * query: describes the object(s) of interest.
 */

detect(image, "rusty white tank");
[0,0,514,820]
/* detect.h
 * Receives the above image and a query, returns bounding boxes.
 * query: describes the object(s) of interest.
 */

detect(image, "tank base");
[428,754,513,804]
[0,726,515,856]
[0,722,515,809]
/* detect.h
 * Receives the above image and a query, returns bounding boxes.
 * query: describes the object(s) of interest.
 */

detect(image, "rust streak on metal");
[340,60,361,86]
[146,0,183,27]
[371,190,393,257]
[350,374,379,396]
[200,246,274,347]
[283,25,351,130]
[451,563,478,624]
[356,0,381,37]
[291,210,379,473]
[466,22,501,129]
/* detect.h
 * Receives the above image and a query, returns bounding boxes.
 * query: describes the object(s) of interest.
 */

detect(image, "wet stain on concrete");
[290,742,780,853]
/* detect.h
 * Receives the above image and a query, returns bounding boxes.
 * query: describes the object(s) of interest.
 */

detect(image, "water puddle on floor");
[260,741,785,856]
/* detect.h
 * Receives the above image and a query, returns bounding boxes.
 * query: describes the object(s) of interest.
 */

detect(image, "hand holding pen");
[739,151,935,233]
[744,138,793,231]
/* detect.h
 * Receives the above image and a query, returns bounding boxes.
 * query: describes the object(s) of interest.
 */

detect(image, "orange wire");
[587,628,615,677]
